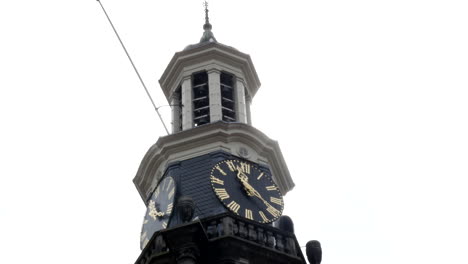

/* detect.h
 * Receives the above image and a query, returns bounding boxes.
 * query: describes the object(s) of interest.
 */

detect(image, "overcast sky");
[1,1,467,264]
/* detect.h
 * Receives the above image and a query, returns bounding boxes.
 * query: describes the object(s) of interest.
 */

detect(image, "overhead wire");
[96,0,170,135]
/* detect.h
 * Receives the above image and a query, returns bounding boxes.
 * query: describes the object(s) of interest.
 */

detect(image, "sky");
[0,0,467,263]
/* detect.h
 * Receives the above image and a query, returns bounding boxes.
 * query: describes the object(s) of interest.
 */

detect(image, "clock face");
[210,159,284,223]
[140,176,176,249]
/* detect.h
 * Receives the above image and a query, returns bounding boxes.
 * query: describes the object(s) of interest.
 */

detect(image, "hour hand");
[241,182,271,207]
[236,168,255,196]
[236,166,248,181]
[148,200,165,220]
[156,211,165,217]
[149,209,163,220]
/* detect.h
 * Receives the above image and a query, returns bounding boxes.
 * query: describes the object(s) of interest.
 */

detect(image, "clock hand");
[236,168,255,196]
[148,200,166,219]
[248,189,281,217]
[237,173,269,204]
[235,167,261,197]
[157,211,165,217]
[149,209,164,219]
[235,166,281,215]
[247,184,270,206]
[238,177,280,215]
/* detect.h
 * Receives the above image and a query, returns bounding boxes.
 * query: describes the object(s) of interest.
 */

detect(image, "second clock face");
[140,176,176,249]
[210,159,284,223]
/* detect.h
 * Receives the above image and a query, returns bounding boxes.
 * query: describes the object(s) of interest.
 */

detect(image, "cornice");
[133,122,294,202]
[159,42,261,102]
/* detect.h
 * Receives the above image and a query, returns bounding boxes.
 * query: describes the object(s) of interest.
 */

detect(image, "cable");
[97,0,170,135]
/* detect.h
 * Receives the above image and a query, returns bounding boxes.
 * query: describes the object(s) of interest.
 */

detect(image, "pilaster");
[208,69,222,122]
[246,96,252,125]
[181,76,193,130]
[171,93,182,133]
[235,78,248,124]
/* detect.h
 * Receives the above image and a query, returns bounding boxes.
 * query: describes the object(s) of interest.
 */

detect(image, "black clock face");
[140,176,176,249]
[210,159,284,223]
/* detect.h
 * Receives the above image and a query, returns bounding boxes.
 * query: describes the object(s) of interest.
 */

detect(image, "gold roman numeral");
[266,205,281,217]
[154,188,160,198]
[166,203,173,214]
[148,200,158,220]
[215,165,227,175]
[165,180,172,191]
[259,211,268,222]
[257,172,264,180]
[266,185,277,191]
[245,209,253,220]
[162,221,167,228]
[214,188,230,200]
[227,201,241,214]
[270,197,283,206]
[240,162,250,174]
[140,231,147,242]
[225,160,236,172]
[168,188,175,199]
[210,176,224,185]
[142,238,149,248]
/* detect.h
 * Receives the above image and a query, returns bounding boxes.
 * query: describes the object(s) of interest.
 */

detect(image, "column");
[246,96,252,125]
[181,76,193,130]
[170,93,181,133]
[235,78,248,124]
[208,69,222,122]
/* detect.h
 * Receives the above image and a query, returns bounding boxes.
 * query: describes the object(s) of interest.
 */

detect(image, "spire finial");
[200,0,217,43]
[203,1,212,30]
[204,1,210,26]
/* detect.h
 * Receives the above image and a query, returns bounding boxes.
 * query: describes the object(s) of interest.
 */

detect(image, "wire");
[96,0,170,135]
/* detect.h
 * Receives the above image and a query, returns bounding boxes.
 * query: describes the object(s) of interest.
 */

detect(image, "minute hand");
[239,178,273,208]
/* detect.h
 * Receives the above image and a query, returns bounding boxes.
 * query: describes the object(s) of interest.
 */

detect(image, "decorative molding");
[133,122,294,203]
[159,42,261,104]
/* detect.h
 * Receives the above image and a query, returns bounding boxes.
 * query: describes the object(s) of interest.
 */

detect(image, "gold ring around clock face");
[140,176,176,249]
[210,159,284,223]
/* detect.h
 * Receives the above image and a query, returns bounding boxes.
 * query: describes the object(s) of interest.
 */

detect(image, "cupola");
[159,3,260,133]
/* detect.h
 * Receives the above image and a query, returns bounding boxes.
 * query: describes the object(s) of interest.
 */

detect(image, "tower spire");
[204,1,210,28]
[200,1,217,43]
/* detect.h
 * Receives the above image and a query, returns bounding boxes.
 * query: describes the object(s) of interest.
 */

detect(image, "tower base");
[135,213,306,264]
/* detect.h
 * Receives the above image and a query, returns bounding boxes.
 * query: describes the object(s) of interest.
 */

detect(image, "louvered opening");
[192,71,210,127]
[221,72,236,122]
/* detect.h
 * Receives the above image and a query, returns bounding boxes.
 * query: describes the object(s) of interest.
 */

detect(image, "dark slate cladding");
[162,150,273,229]
[164,151,228,227]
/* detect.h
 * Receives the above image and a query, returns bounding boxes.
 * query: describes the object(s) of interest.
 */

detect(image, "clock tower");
[133,3,314,264]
